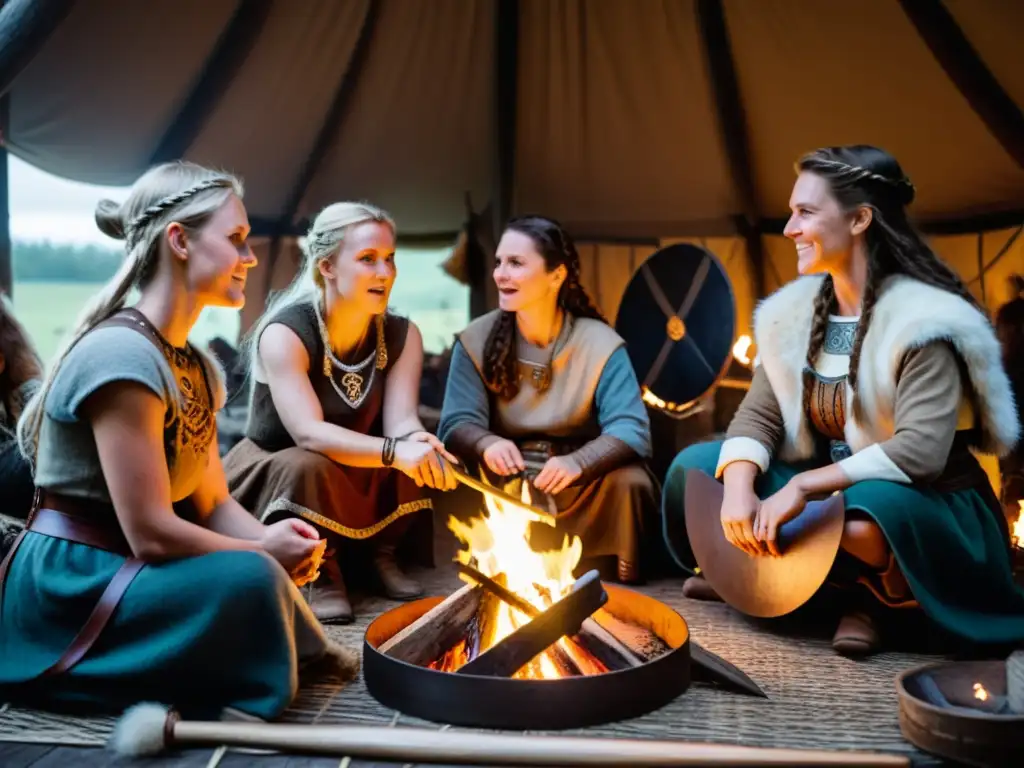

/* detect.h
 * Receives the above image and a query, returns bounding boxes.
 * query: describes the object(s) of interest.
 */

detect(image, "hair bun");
[94,199,127,240]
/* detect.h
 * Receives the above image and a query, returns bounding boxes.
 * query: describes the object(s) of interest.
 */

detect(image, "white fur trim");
[838,444,912,484]
[754,275,1019,461]
[715,437,771,478]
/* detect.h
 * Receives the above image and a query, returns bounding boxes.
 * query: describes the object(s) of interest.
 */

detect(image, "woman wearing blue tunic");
[0,161,357,719]
[662,145,1024,656]
[438,216,658,583]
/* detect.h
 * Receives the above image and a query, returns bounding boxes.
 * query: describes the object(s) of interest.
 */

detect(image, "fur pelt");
[753,274,1020,461]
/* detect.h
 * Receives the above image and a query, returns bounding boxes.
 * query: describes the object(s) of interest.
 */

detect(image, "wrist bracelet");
[382,436,397,467]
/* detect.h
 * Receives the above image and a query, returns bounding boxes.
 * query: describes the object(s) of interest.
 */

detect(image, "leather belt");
[0,490,145,682]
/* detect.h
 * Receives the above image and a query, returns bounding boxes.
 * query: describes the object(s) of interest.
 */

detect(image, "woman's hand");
[261,518,326,583]
[754,479,808,556]
[533,456,582,495]
[720,485,763,557]
[394,439,458,490]
[481,438,525,477]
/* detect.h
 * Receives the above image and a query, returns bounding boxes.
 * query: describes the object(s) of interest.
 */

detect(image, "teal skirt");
[0,533,334,719]
[661,440,1024,646]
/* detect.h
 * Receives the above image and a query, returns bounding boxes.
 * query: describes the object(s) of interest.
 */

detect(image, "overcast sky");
[9,154,129,247]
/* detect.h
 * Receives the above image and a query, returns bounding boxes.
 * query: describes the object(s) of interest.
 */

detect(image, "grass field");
[12,248,470,365]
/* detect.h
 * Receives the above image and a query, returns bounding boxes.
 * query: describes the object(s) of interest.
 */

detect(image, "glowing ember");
[445,480,604,679]
[973,682,989,702]
[732,334,754,366]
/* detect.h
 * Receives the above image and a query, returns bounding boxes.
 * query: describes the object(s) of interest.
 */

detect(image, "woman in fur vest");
[662,144,1023,656]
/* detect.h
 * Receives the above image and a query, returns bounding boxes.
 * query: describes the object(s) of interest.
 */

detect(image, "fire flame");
[973,682,989,702]
[1012,501,1024,549]
[732,334,754,366]
[446,480,602,679]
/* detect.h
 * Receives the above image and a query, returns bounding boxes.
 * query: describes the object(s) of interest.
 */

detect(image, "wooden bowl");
[896,660,1023,768]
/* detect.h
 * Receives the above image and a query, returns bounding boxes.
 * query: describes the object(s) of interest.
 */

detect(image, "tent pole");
[899,0,1024,170]
[0,94,11,298]
[695,0,765,300]
[480,0,519,318]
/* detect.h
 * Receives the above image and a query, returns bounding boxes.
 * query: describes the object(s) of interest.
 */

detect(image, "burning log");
[378,583,483,667]
[457,562,642,672]
[460,562,768,697]
[457,570,607,678]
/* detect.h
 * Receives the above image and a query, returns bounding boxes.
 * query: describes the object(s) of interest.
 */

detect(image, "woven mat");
[0,562,957,764]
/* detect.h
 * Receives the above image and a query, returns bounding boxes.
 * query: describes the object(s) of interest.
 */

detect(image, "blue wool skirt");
[0,534,334,719]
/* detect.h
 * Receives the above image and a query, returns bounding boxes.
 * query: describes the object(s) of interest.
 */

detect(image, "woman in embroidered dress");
[223,202,458,624]
[0,297,43,521]
[0,161,357,719]
[662,145,1024,655]
[437,215,657,583]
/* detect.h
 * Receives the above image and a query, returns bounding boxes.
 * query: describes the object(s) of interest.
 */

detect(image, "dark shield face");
[614,244,736,411]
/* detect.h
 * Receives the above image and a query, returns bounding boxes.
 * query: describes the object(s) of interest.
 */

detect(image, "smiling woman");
[0,160,357,720]
[223,202,458,624]
[437,215,659,585]
[661,144,1024,658]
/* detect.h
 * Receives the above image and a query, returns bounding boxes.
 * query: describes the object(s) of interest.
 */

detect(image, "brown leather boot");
[682,574,722,602]
[373,544,424,600]
[832,611,881,657]
[307,556,353,624]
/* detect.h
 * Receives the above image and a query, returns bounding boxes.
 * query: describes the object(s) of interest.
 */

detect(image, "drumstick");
[112,703,910,766]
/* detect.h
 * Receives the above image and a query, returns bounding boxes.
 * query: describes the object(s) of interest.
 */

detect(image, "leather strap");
[39,557,145,678]
[0,494,145,683]
[32,499,131,556]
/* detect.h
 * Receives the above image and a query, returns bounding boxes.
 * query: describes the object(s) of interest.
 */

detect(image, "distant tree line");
[13,240,121,283]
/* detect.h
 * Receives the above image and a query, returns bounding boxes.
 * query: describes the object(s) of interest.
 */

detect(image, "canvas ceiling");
[3,0,1024,240]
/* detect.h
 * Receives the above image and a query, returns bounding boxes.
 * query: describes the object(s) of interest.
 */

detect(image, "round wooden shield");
[614,243,736,410]
[684,469,846,618]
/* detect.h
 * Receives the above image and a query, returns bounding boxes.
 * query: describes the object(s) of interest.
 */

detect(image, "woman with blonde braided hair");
[223,201,457,624]
[663,144,1024,655]
[438,215,658,583]
[0,161,358,719]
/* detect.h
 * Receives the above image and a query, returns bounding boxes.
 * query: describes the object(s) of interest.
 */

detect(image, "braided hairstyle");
[17,161,239,464]
[482,215,605,399]
[798,145,983,421]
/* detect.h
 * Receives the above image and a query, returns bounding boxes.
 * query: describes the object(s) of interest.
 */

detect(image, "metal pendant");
[523,362,552,392]
[341,372,364,402]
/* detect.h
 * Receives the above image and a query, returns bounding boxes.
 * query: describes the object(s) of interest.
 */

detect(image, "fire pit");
[363,580,691,730]
[362,478,695,730]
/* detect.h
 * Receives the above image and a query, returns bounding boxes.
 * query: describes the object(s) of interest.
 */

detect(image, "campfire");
[362,471,764,729]
[436,482,608,679]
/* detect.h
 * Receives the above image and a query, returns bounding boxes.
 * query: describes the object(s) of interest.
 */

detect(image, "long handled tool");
[449,464,551,518]
[456,562,768,698]
[112,702,910,766]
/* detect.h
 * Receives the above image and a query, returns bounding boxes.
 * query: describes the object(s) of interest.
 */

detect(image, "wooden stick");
[458,570,606,677]
[450,465,551,518]
[378,583,482,667]
[457,563,638,672]
[169,718,911,766]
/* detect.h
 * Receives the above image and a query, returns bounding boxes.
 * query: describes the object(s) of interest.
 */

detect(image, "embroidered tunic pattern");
[805,318,857,462]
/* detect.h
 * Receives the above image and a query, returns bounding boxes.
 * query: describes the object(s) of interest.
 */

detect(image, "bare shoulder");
[258,322,310,372]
